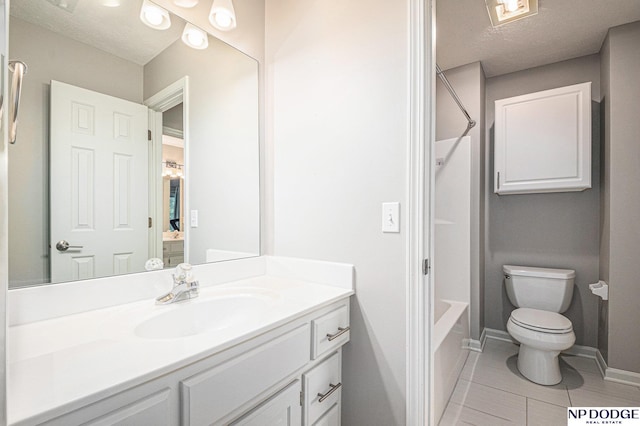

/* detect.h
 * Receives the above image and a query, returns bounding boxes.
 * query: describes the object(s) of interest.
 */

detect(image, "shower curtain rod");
[436,64,476,138]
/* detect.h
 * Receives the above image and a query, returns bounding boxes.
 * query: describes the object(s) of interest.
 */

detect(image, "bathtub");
[433,299,470,424]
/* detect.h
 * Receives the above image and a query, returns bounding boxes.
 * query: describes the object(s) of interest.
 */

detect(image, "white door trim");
[406,0,434,424]
[145,77,189,263]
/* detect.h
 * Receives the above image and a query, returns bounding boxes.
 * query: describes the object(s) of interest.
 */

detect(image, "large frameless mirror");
[8,0,260,288]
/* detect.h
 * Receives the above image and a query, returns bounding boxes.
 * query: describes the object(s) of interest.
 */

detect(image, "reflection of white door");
[50,81,149,283]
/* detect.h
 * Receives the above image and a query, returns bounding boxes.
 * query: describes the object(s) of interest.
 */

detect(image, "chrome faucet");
[156,263,199,305]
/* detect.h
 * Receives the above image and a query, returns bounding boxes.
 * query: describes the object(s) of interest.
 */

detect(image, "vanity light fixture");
[209,0,237,31]
[173,0,199,7]
[140,0,171,30]
[485,0,538,27]
[182,23,209,50]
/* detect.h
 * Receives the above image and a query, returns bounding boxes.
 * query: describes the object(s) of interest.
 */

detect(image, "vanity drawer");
[180,324,310,425]
[304,351,342,425]
[312,304,350,359]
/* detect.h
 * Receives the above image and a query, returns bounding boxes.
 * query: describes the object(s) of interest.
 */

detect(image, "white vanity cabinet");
[494,82,592,195]
[24,299,350,426]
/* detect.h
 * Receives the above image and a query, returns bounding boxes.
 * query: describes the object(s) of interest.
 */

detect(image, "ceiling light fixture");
[140,0,171,30]
[208,0,237,31]
[182,23,209,49]
[173,0,199,7]
[485,0,538,27]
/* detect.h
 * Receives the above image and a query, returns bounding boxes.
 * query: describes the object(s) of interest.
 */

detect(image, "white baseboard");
[466,328,487,352]
[605,367,640,387]
[482,328,640,386]
[484,328,516,344]
[595,349,608,378]
[563,343,599,359]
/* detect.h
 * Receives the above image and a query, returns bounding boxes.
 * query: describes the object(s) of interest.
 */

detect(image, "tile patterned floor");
[439,338,640,425]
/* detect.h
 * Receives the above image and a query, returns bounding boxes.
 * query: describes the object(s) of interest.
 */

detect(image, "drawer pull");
[317,382,342,403]
[326,326,350,341]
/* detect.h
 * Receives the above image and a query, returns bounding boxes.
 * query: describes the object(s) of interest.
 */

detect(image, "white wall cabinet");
[494,82,592,195]
[27,300,350,426]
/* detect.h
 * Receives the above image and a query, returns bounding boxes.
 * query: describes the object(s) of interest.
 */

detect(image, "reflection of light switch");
[382,202,400,233]
[190,210,198,228]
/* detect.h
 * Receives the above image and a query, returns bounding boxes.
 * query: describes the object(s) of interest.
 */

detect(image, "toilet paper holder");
[589,280,608,300]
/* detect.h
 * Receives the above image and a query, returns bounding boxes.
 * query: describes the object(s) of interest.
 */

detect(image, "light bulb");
[504,0,519,12]
[209,0,236,31]
[145,7,164,25]
[182,23,209,49]
[140,0,171,30]
[214,12,232,28]
[189,31,202,45]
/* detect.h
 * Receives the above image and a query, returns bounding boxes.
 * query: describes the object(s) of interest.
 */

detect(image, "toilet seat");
[509,308,573,334]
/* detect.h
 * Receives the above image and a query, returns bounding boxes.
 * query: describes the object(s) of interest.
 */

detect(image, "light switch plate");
[190,210,198,228]
[382,202,400,233]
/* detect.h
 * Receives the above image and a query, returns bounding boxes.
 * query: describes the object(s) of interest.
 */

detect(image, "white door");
[50,81,149,283]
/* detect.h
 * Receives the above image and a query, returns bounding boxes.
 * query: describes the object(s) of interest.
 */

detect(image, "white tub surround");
[8,256,354,425]
[433,300,470,425]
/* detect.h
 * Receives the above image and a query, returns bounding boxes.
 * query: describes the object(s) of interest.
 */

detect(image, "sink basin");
[135,291,277,339]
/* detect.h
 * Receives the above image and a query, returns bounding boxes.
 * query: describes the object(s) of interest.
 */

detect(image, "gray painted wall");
[8,18,143,288]
[484,55,601,347]
[599,21,640,373]
[265,0,408,423]
[436,61,486,341]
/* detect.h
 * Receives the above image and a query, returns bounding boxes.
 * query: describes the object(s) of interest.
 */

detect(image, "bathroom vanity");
[8,257,353,425]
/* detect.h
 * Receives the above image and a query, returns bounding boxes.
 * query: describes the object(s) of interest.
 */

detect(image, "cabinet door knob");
[317,382,342,403]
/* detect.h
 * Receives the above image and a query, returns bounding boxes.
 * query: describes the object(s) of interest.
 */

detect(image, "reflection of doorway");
[50,81,149,283]
[161,122,185,268]
[145,77,189,266]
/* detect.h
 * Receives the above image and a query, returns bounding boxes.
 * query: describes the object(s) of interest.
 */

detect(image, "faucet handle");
[173,263,192,282]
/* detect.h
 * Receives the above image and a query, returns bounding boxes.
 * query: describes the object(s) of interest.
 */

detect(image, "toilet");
[504,265,576,386]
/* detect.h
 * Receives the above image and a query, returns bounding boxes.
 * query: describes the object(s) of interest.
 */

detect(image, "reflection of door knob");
[55,240,83,252]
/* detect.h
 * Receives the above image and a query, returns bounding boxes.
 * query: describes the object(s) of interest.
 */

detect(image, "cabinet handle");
[8,60,27,145]
[317,382,342,403]
[326,326,350,341]
[497,171,500,191]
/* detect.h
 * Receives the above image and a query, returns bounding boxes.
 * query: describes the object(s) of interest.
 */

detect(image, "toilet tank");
[503,265,575,313]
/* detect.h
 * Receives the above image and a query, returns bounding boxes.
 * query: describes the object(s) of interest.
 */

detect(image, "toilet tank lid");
[503,265,575,279]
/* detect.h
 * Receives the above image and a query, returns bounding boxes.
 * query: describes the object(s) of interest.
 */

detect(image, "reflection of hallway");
[440,339,640,425]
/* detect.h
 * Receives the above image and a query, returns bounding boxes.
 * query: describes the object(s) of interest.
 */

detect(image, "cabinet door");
[312,402,340,426]
[494,82,591,195]
[231,380,302,426]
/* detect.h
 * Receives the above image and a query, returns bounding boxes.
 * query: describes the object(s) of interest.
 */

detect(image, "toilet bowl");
[503,265,576,386]
[507,307,575,385]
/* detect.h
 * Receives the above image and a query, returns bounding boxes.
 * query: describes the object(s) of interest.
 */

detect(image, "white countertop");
[8,275,353,425]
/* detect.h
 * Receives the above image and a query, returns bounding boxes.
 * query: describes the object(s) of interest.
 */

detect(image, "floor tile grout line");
[465,376,569,406]
[456,402,516,423]
[527,391,571,409]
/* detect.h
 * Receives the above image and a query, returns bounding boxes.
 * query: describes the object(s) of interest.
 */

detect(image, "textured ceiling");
[437,0,640,77]
[11,0,186,66]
